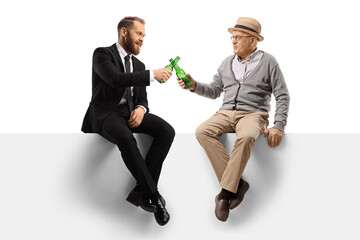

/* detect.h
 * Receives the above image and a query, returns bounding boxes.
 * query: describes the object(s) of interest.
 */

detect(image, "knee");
[195,124,209,141]
[160,123,175,141]
[236,134,255,145]
[166,124,176,141]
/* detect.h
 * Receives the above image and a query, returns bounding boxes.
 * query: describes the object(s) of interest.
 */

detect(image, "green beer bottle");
[172,59,192,89]
[160,56,180,83]
[165,56,180,71]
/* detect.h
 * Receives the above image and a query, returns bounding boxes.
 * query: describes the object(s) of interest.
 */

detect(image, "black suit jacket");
[81,43,150,133]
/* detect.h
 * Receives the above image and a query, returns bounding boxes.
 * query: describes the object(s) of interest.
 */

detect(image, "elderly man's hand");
[177,73,197,91]
[264,128,284,148]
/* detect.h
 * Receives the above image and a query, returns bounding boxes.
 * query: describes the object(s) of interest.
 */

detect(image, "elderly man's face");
[231,30,256,57]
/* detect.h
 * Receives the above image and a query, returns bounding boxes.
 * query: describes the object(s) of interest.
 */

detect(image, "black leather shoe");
[152,197,170,226]
[126,188,157,213]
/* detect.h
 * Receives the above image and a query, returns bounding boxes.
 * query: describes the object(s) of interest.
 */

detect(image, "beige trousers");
[195,110,269,193]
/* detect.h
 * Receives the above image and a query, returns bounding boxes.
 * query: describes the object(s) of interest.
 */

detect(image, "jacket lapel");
[109,43,125,72]
[132,56,141,72]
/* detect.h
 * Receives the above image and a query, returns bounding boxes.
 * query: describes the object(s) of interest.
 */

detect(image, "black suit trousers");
[99,105,175,197]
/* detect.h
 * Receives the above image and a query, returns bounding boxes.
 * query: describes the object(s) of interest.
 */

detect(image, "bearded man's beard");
[124,35,140,55]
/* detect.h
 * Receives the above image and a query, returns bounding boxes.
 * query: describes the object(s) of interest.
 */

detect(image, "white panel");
[0,133,359,239]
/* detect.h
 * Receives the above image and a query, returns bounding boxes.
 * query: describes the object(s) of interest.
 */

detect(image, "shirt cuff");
[136,105,147,114]
[149,70,154,83]
[274,121,285,132]
[192,81,203,94]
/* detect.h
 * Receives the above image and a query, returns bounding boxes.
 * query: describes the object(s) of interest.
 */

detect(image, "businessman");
[178,17,290,222]
[82,16,174,226]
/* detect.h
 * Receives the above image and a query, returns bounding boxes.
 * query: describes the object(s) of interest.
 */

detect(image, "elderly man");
[178,17,290,222]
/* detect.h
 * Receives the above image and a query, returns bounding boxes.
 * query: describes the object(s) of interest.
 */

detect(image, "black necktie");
[124,55,134,112]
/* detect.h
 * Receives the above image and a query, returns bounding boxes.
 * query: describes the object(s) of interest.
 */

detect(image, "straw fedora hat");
[228,17,264,41]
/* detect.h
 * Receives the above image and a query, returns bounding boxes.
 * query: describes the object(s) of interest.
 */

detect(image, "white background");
[1,0,360,133]
[1,1,360,238]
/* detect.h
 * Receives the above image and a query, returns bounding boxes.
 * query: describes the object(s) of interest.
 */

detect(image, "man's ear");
[121,27,127,37]
[251,37,258,48]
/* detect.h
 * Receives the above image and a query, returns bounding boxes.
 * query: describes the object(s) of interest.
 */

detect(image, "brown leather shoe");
[229,179,250,210]
[215,195,230,222]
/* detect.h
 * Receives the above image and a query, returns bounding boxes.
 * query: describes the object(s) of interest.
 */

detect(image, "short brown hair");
[117,16,145,38]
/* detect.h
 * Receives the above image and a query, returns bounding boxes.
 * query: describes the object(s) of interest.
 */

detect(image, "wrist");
[136,106,146,114]
[189,81,197,91]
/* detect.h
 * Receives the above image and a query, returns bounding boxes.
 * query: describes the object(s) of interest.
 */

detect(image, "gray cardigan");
[194,52,290,131]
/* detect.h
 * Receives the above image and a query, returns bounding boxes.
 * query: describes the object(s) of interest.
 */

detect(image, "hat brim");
[228,28,264,41]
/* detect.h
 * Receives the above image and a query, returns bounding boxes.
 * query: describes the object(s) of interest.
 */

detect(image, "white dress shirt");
[116,42,153,113]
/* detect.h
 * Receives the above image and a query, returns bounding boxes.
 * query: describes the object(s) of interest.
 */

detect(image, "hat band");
[234,25,258,34]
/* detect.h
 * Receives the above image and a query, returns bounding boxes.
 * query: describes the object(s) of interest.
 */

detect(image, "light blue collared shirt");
[232,48,264,83]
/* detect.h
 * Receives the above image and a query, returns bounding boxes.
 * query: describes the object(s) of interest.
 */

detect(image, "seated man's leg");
[129,112,173,226]
[99,111,157,198]
[220,111,269,193]
[132,113,175,184]
[195,110,234,182]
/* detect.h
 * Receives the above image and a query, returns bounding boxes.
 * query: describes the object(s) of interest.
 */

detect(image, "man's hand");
[177,73,197,91]
[128,107,145,128]
[153,68,172,83]
[264,128,284,148]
